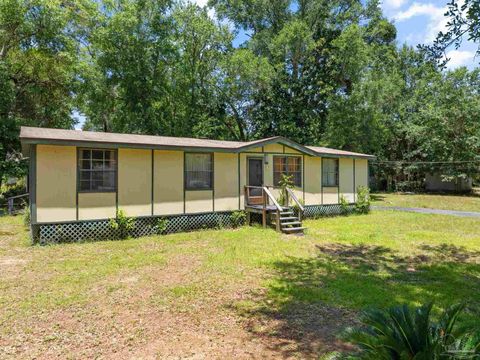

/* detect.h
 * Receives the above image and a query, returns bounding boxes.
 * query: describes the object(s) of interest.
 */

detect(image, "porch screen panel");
[185,153,213,190]
[322,158,339,186]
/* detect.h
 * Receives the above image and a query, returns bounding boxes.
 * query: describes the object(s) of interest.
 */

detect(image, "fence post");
[7,198,14,215]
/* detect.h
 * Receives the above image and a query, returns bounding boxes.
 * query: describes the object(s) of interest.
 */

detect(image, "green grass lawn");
[0,211,479,358]
[371,192,480,212]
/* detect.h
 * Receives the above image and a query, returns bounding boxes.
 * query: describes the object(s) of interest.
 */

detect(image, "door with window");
[247,158,263,202]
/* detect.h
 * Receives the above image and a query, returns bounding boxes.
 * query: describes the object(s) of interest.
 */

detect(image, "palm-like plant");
[278,173,294,206]
[345,302,480,359]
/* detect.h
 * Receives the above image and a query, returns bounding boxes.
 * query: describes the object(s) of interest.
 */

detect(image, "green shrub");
[23,206,30,227]
[231,210,246,228]
[155,217,168,235]
[355,186,370,214]
[0,178,27,212]
[109,209,135,239]
[344,302,480,359]
[0,177,26,199]
[339,195,350,215]
[278,174,294,206]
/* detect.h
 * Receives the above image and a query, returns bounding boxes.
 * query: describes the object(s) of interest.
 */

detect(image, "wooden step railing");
[285,187,304,222]
[244,185,305,232]
[244,186,283,230]
[263,185,304,222]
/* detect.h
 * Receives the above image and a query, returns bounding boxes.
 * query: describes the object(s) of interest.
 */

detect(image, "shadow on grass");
[370,194,387,202]
[234,242,480,357]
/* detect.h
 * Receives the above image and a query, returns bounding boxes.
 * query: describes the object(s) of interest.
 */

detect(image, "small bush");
[278,174,294,206]
[155,217,168,235]
[339,195,350,215]
[355,186,370,214]
[23,206,30,226]
[109,209,135,239]
[231,210,246,228]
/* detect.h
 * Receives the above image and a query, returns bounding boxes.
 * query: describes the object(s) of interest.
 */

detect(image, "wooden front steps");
[273,207,306,234]
[244,185,306,234]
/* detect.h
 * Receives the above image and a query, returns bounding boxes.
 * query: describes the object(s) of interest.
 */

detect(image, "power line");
[372,160,480,165]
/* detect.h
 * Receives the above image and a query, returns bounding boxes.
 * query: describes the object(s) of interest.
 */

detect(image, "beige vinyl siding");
[339,158,355,203]
[283,147,301,154]
[36,145,77,222]
[118,148,151,217]
[246,147,263,153]
[153,150,184,215]
[263,154,273,186]
[239,153,248,208]
[35,141,368,224]
[323,187,338,204]
[263,143,284,153]
[78,193,116,220]
[185,190,213,213]
[304,156,322,205]
[355,159,368,190]
[214,153,239,211]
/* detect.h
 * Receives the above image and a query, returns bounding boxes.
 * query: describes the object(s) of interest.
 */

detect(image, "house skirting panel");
[31,211,242,244]
[30,204,357,244]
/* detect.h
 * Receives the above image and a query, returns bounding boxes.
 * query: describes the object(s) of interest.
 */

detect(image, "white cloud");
[382,0,408,10]
[392,1,469,44]
[445,50,476,69]
[393,3,442,21]
[392,2,446,42]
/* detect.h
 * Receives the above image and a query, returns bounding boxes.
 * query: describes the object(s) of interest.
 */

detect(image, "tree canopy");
[1,0,479,190]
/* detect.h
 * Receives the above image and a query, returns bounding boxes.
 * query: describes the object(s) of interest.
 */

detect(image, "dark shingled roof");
[306,146,375,159]
[20,127,375,159]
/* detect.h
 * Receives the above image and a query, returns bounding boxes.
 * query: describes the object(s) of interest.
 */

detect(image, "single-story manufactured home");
[20,127,374,242]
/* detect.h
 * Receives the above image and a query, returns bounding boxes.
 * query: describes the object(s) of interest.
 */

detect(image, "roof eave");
[19,137,242,153]
[317,152,376,160]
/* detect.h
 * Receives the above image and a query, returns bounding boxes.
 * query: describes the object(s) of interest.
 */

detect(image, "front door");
[248,158,263,198]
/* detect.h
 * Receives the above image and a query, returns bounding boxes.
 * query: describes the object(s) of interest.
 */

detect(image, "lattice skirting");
[303,204,356,218]
[30,205,357,244]
[31,211,244,244]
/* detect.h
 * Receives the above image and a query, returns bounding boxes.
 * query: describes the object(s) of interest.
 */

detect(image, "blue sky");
[75,0,478,129]
[381,0,477,69]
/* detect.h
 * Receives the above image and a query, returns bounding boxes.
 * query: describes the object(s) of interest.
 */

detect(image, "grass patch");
[0,211,479,357]
[371,192,480,212]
